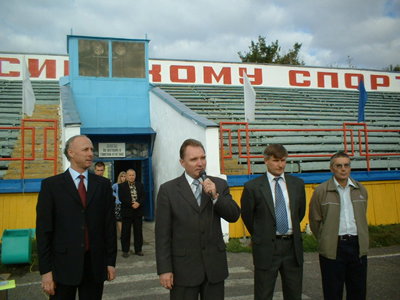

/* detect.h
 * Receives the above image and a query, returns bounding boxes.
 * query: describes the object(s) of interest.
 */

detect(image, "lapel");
[199,189,210,213]
[285,175,296,220]
[60,170,83,207]
[86,172,99,207]
[259,174,276,219]
[177,173,201,212]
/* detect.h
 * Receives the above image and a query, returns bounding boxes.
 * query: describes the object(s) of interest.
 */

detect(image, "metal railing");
[220,122,400,174]
[0,119,58,178]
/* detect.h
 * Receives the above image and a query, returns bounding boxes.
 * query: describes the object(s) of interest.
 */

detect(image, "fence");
[0,119,58,178]
[220,122,400,174]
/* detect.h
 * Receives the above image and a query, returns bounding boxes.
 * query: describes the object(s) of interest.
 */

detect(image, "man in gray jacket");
[309,151,369,300]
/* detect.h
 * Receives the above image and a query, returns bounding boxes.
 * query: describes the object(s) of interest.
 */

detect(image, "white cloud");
[0,0,399,70]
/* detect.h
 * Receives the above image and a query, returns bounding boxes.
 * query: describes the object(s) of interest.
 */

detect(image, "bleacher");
[155,84,400,174]
[0,80,60,179]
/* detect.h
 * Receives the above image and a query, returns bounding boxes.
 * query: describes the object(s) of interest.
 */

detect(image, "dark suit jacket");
[155,173,241,286]
[119,181,146,218]
[240,173,306,269]
[36,170,117,285]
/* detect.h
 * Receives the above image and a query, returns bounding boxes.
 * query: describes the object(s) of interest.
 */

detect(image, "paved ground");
[6,221,400,299]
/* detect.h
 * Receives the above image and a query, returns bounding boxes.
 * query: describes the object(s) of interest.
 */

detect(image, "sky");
[1,0,399,71]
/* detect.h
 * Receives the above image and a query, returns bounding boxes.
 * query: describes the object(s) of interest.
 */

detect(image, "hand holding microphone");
[199,170,218,199]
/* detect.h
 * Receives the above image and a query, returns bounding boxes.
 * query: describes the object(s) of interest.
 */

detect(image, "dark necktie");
[274,177,289,235]
[78,175,89,251]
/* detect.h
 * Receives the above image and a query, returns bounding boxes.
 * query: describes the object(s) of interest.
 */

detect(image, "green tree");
[383,64,400,72]
[238,36,304,65]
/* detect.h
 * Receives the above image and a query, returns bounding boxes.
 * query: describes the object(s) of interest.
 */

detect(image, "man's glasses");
[331,163,351,169]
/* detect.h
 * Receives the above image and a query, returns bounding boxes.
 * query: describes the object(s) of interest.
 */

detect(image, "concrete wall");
[149,91,221,199]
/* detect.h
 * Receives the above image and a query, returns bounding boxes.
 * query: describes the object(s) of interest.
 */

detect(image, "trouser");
[121,216,143,253]
[50,251,104,300]
[254,238,303,300]
[170,278,224,300]
[319,238,367,300]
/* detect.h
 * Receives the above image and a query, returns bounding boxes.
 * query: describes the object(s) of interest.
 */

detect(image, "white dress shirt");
[334,177,358,236]
[69,167,89,190]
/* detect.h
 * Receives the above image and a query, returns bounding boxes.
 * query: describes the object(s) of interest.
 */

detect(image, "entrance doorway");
[113,160,143,183]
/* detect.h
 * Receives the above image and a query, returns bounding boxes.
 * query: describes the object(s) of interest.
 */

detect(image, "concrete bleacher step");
[0,80,62,179]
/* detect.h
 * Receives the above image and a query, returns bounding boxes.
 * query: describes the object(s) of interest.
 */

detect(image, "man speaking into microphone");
[155,138,241,300]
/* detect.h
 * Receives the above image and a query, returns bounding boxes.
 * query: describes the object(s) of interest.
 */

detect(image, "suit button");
[202,247,206,250]
[202,231,205,234]
[81,210,85,213]
[81,226,84,230]
[81,243,84,247]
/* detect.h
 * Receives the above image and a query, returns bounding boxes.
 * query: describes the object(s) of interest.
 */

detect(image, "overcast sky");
[1,0,399,70]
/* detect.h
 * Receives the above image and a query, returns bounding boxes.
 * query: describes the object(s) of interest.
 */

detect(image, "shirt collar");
[266,171,285,184]
[69,167,88,180]
[333,177,355,189]
[184,172,200,185]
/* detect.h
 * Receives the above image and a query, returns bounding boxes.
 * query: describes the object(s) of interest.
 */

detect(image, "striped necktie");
[192,179,201,206]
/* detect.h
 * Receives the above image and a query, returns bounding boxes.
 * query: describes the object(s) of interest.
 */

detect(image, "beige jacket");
[309,176,369,259]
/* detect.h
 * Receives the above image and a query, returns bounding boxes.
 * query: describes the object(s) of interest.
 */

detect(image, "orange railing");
[220,122,400,174]
[0,119,58,178]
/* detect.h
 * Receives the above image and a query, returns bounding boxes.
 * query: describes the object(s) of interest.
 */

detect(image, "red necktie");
[78,175,89,251]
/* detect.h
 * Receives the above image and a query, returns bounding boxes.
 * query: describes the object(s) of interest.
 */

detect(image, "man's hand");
[159,272,174,290]
[201,178,218,199]
[107,266,116,281]
[132,202,140,209]
[41,271,56,295]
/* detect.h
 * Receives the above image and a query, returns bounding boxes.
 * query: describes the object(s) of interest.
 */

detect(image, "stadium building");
[1,35,400,239]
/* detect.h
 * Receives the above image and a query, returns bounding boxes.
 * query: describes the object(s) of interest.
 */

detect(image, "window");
[78,39,146,79]
[79,39,109,77]
[112,42,145,78]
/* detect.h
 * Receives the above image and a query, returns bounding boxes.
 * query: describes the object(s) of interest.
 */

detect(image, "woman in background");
[112,171,126,235]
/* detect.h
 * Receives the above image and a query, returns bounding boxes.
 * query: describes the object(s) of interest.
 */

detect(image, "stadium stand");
[0,80,61,179]
[1,79,399,177]
[155,84,400,174]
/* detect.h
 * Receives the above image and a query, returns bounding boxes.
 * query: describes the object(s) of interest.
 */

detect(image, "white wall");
[150,91,231,241]
[149,92,217,194]
[62,126,82,171]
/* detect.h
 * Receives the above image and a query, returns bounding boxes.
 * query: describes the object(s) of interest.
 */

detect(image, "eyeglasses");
[331,163,351,169]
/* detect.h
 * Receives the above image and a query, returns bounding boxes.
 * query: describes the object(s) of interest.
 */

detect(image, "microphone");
[199,170,213,197]
[199,170,207,182]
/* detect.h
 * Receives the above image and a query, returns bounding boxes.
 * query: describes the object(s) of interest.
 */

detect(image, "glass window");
[112,41,145,78]
[79,39,109,77]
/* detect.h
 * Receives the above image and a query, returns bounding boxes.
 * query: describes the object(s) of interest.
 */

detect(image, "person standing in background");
[94,161,105,177]
[112,171,127,237]
[119,169,146,258]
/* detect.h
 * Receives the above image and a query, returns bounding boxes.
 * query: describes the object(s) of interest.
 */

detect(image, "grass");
[226,223,400,253]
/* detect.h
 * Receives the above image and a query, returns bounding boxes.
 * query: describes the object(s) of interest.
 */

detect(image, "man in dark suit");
[119,168,146,258]
[36,135,117,300]
[155,138,241,300]
[241,144,306,300]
